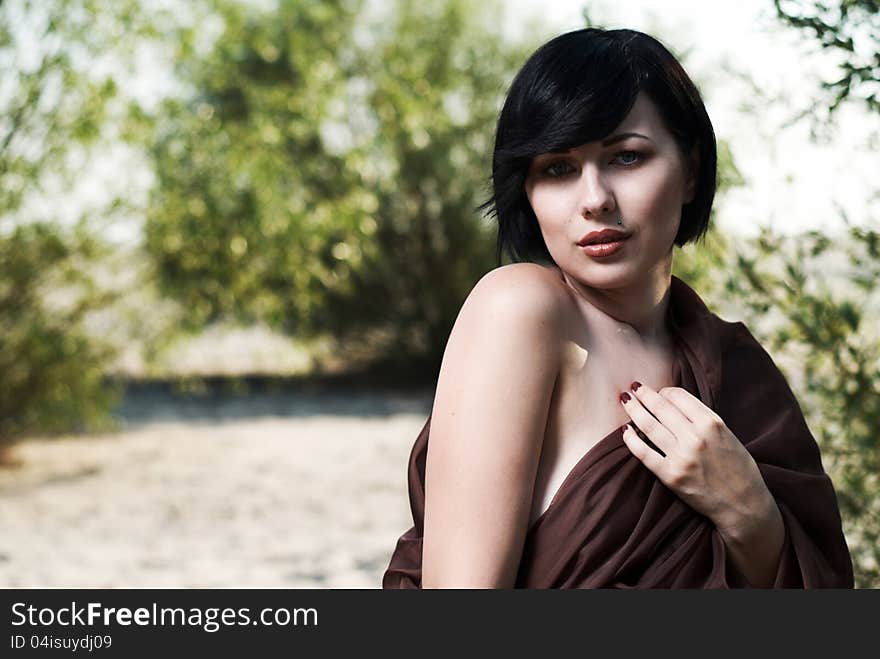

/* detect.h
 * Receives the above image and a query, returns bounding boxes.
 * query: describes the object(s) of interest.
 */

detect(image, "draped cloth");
[382,275,854,588]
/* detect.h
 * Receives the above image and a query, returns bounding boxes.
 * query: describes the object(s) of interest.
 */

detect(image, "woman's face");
[524,92,696,289]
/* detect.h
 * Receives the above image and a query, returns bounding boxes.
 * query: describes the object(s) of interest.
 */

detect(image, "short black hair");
[483,28,717,265]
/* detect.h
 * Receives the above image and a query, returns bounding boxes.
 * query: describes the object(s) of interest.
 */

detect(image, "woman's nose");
[578,169,616,218]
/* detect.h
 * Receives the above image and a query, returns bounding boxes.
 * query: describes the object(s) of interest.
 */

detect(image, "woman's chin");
[562,266,641,291]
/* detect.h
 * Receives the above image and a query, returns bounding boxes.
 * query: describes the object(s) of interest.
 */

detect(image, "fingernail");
[619,392,631,404]
[630,381,642,391]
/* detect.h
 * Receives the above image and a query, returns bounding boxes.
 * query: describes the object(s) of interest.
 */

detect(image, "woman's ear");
[684,146,699,204]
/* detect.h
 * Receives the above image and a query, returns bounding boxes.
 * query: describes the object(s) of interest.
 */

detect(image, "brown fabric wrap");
[382,276,854,588]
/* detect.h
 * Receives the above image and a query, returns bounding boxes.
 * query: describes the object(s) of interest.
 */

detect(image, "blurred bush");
[143,0,529,381]
[0,0,149,444]
[0,224,119,442]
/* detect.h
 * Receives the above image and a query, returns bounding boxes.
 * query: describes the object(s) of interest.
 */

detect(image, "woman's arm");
[421,264,564,588]
[715,491,785,588]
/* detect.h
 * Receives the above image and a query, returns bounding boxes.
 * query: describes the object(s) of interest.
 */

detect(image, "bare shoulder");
[462,262,570,330]
[423,262,568,586]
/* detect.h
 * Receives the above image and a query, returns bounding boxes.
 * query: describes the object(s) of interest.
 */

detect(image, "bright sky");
[503,0,880,239]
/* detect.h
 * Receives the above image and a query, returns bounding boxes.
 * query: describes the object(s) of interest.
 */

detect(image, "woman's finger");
[657,386,724,427]
[629,381,693,438]
[622,423,667,476]
[619,390,677,455]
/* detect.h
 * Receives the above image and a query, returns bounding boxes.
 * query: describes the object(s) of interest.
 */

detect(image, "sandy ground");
[0,388,432,588]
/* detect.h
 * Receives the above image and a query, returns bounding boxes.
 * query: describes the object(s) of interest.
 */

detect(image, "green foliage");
[0,224,120,441]
[721,221,880,587]
[145,0,364,332]
[0,0,148,441]
[774,0,880,116]
[144,0,528,378]
[319,0,529,374]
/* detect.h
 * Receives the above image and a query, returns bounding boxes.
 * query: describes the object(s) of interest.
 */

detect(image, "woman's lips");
[577,228,629,246]
[579,238,627,257]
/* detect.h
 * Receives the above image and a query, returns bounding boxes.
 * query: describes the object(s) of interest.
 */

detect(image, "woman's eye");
[543,161,574,177]
[614,150,643,166]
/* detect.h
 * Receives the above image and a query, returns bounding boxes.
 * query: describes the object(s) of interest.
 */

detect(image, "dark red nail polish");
[631,381,642,391]
[619,392,631,404]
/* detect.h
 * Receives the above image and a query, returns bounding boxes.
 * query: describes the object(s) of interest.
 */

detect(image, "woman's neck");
[559,259,674,348]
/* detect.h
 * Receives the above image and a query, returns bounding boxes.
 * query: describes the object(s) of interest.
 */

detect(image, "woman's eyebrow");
[601,132,652,146]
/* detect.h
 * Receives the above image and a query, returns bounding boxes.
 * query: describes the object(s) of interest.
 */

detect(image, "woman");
[383,28,853,588]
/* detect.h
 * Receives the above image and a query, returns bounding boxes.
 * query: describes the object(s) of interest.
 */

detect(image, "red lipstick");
[576,228,630,258]
[576,228,630,246]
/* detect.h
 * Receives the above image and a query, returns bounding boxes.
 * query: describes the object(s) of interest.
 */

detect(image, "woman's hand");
[618,381,772,539]
[619,381,785,586]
